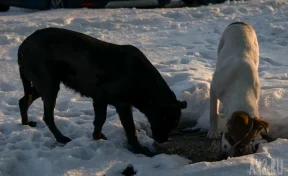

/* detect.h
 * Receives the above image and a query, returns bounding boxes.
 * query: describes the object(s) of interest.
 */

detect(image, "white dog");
[207,22,269,157]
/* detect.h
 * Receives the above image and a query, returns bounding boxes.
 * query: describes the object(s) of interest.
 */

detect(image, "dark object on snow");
[0,4,9,12]
[122,165,136,176]
[182,0,226,7]
[0,0,173,12]
[0,0,232,12]
[17,27,187,157]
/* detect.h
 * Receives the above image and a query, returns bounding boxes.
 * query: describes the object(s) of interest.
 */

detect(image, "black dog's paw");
[99,132,107,140]
[27,121,37,127]
[22,121,37,127]
[141,147,156,157]
[93,132,107,140]
[133,146,156,157]
[57,136,72,144]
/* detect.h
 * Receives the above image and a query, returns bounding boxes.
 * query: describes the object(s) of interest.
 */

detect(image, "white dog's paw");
[237,143,254,155]
[244,144,254,154]
[207,130,221,139]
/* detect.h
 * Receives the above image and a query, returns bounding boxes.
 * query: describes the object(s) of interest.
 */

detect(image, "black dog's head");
[144,99,187,143]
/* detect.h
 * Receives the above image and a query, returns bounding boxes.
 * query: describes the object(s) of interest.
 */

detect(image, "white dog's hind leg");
[207,87,221,139]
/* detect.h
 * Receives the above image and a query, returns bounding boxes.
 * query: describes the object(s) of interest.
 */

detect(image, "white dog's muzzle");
[221,119,254,157]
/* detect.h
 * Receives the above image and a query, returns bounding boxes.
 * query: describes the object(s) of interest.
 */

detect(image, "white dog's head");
[221,111,269,158]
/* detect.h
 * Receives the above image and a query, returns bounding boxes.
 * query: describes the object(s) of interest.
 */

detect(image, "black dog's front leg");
[92,100,108,140]
[115,104,155,157]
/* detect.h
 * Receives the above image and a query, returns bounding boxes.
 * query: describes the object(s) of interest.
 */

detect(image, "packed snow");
[0,0,288,175]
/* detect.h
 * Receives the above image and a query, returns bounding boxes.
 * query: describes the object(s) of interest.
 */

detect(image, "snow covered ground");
[0,0,288,175]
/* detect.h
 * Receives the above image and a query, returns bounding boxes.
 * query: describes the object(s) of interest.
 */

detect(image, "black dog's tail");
[18,47,33,95]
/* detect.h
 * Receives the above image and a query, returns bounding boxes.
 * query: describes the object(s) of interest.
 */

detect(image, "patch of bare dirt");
[155,130,273,163]
[155,131,223,163]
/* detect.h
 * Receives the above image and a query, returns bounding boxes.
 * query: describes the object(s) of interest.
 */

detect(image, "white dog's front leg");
[207,87,221,139]
[243,143,254,154]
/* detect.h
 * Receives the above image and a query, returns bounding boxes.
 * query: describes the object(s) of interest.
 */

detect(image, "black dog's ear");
[178,101,187,109]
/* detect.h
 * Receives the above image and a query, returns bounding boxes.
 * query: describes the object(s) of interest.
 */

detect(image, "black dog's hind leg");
[19,87,40,127]
[92,100,108,140]
[19,67,40,127]
[115,104,155,157]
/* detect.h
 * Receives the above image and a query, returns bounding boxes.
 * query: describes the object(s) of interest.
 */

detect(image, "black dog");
[18,27,187,156]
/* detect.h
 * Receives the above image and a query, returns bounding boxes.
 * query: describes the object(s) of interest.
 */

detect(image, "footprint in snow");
[0,82,16,92]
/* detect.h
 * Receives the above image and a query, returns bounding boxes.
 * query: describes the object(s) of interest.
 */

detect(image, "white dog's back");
[217,22,259,65]
[212,22,260,119]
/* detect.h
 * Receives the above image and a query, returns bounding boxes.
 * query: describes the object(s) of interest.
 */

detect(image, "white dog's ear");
[254,117,269,133]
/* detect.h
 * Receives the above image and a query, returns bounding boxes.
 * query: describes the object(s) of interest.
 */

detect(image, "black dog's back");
[19,27,170,99]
